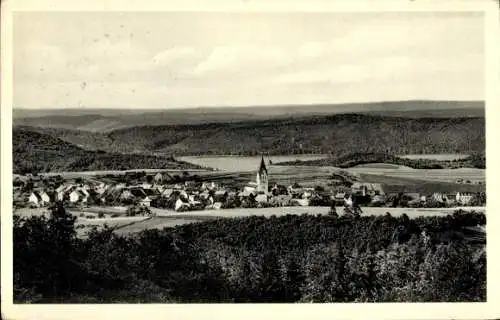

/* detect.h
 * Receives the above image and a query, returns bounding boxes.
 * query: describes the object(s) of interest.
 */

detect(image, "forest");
[276,152,486,169]
[16,113,485,157]
[12,128,204,174]
[14,204,486,303]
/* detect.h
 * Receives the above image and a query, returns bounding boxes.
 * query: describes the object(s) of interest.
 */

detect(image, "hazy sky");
[13,11,484,109]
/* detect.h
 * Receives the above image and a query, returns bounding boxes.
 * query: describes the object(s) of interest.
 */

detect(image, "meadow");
[399,154,471,161]
[178,154,329,172]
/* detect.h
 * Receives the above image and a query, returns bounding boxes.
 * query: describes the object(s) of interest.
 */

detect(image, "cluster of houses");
[13,157,483,212]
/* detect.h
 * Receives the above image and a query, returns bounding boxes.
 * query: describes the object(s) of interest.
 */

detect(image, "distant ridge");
[13,100,484,132]
[15,112,485,158]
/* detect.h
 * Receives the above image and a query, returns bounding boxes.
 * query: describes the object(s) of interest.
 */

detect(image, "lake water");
[178,154,329,172]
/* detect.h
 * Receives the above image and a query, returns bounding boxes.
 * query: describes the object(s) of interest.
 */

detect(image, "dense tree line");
[15,114,485,157]
[14,204,486,303]
[13,128,203,174]
[277,152,486,169]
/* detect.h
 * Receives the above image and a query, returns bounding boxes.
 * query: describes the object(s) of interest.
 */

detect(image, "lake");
[178,154,329,172]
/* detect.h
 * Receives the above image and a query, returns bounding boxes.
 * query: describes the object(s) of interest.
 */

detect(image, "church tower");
[256,155,269,194]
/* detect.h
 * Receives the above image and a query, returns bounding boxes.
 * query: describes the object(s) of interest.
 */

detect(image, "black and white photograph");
[2,0,499,318]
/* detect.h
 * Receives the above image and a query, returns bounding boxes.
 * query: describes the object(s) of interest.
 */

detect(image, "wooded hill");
[17,113,485,157]
[276,152,486,169]
[12,128,204,174]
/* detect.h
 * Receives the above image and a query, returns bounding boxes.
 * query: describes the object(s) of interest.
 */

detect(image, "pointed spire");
[259,154,267,173]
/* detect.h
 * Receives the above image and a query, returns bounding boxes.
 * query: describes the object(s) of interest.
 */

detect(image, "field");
[85,206,487,236]
[15,205,486,237]
[399,154,471,161]
[347,167,485,183]
[178,155,329,172]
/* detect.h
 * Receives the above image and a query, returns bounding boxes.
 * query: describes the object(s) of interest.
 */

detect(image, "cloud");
[13,12,484,108]
[152,47,197,65]
[192,44,291,76]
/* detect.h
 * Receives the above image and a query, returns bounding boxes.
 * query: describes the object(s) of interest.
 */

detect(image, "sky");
[13,11,484,109]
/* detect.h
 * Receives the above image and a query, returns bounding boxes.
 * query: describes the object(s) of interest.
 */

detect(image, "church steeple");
[259,155,268,174]
[256,154,269,194]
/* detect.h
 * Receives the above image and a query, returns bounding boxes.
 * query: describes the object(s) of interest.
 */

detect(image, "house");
[271,184,288,196]
[238,190,255,199]
[255,194,268,203]
[432,192,445,203]
[143,188,160,199]
[201,182,217,190]
[56,184,74,201]
[139,183,153,190]
[344,195,353,207]
[333,192,347,206]
[456,192,474,205]
[162,188,174,198]
[288,182,303,195]
[213,202,223,210]
[154,173,163,184]
[69,188,89,204]
[302,189,313,199]
[371,194,386,205]
[403,193,420,202]
[140,196,152,207]
[244,182,258,193]
[270,194,292,206]
[95,183,109,195]
[351,183,384,196]
[28,191,50,207]
[175,198,190,211]
[444,193,457,204]
[213,190,228,203]
[294,198,310,206]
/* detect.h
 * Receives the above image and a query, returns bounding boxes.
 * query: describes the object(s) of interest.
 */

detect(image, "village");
[13,156,486,218]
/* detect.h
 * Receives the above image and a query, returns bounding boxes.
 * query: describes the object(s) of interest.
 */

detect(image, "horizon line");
[12,99,485,111]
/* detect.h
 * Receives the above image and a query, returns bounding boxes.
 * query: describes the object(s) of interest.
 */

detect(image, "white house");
[69,188,89,204]
[154,173,163,184]
[28,192,40,207]
[344,195,353,207]
[255,194,268,203]
[175,198,190,211]
[28,191,51,207]
[140,196,152,207]
[294,198,310,206]
[456,192,474,205]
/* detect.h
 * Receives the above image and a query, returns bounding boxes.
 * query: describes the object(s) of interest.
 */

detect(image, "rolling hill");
[13,100,484,132]
[275,152,486,169]
[16,112,485,158]
[12,128,205,174]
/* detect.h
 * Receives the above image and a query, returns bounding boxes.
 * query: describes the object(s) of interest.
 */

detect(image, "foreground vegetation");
[14,204,486,303]
[276,152,486,169]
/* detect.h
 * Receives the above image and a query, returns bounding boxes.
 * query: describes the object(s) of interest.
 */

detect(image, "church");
[243,155,270,195]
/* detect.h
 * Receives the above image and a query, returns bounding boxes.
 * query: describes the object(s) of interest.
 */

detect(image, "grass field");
[14,205,486,237]
[178,155,329,171]
[398,154,470,161]
[113,206,486,235]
